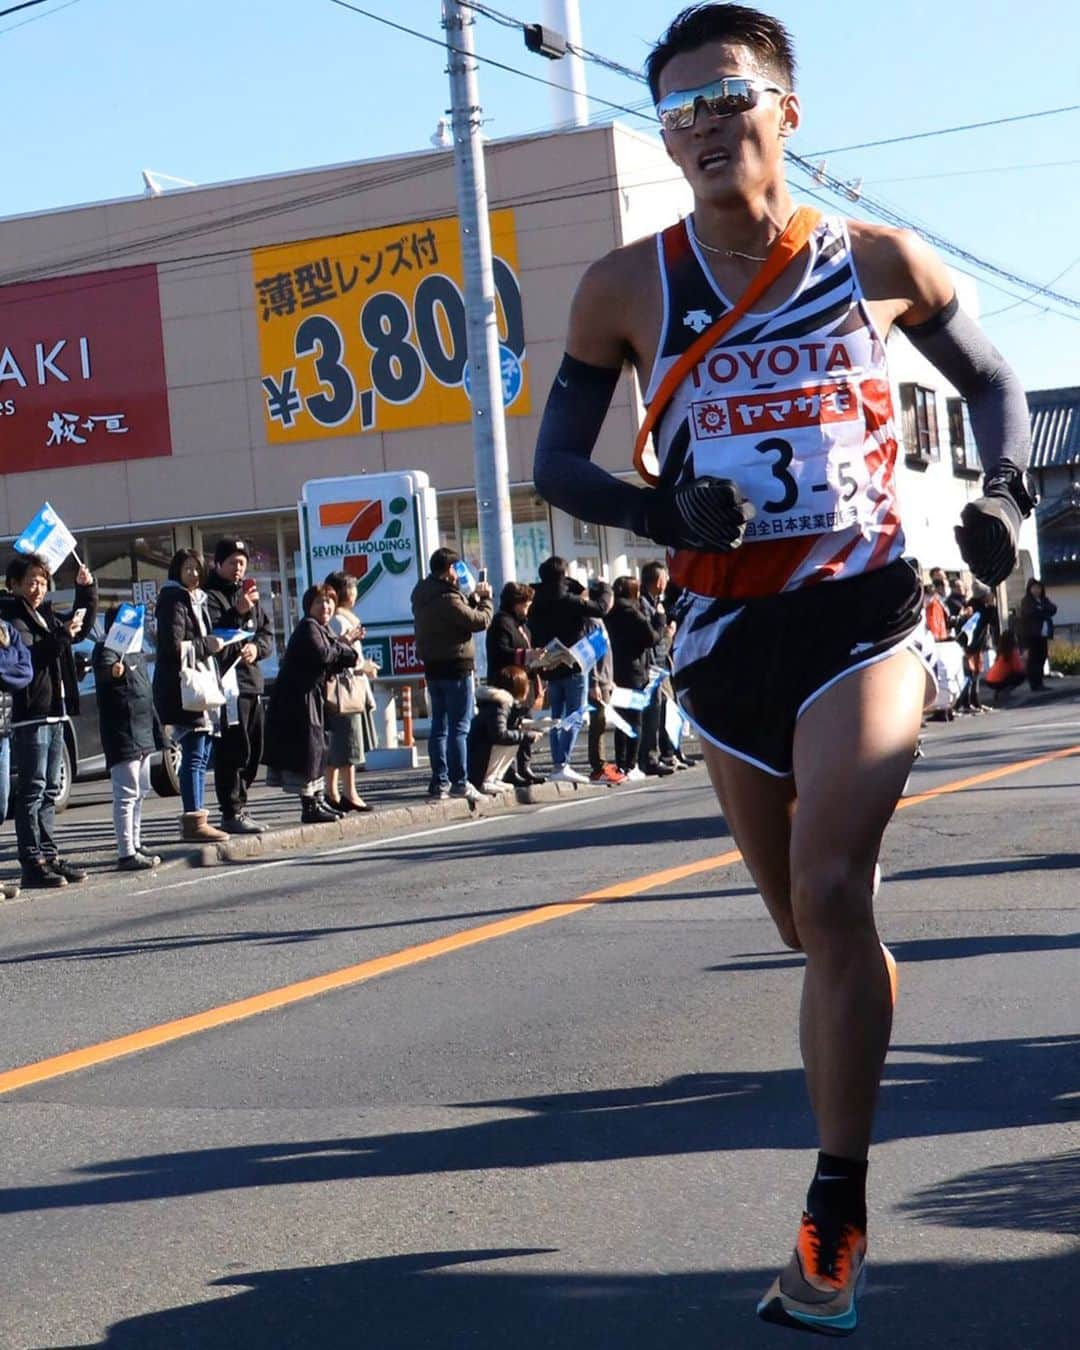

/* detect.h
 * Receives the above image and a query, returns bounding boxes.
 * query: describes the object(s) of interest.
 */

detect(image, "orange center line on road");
[1,743,1076,1098]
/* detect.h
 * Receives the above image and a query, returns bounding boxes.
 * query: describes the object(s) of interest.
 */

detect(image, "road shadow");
[887,853,1080,882]
[3,1036,1075,1218]
[38,1245,1076,1350]
[899,1149,1080,1235]
[709,929,1080,975]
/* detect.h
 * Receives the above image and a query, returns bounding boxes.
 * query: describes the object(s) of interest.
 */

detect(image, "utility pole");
[442,0,516,596]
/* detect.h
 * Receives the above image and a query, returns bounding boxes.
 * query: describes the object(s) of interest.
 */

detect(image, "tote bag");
[180,640,225,712]
[326,668,370,716]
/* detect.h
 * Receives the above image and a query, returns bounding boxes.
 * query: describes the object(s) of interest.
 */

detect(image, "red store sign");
[390,632,424,677]
[0,263,172,474]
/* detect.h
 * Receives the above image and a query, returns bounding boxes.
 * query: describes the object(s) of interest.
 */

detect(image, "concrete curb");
[196,777,610,867]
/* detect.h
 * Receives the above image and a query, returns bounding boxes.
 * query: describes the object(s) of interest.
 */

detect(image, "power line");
[327,0,651,121]
[807,104,1080,157]
[0,1,49,17]
[980,252,1080,320]
[863,158,1080,186]
[0,0,80,31]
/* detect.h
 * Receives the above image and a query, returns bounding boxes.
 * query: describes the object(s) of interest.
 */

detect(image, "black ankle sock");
[807,1152,868,1232]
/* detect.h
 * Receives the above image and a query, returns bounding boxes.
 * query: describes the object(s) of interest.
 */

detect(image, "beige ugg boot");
[180,810,228,842]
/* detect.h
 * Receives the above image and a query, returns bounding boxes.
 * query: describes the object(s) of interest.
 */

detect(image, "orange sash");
[632,206,821,485]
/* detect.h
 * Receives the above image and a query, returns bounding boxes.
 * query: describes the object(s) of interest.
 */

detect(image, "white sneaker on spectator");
[550,765,588,784]
[623,767,647,782]
[450,781,482,802]
[481,780,510,796]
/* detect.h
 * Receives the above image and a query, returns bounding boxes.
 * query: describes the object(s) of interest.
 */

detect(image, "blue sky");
[3,0,1078,390]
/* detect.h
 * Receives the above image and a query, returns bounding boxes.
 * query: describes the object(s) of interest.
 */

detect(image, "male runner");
[533,3,1033,1336]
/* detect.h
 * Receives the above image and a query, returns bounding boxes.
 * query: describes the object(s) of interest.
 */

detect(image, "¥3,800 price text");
[260,261,525,431]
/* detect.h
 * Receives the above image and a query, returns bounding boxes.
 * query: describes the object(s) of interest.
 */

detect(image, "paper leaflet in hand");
[664,695,689,749]
[14,502,78,575]
[103,603,145,657]
[567,625,609,673]
[211,628,250,646]
[451,560,477,595]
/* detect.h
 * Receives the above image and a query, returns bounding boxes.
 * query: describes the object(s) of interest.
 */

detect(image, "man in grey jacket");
[411,548,493,801]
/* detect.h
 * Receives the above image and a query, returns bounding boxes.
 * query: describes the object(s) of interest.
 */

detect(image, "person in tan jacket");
[411,548,493,801]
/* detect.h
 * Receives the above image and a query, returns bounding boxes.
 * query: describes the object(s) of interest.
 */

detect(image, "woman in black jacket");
[1019,578,1057,691]
[152,549,227,842]
[265,583,361,823]
[605,576,657,776]
[485,581,544,785]
[0,551,96,889]
[94,606,164,870]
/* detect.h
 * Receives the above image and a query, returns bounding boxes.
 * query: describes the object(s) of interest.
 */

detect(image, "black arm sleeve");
[532,354,651,534]
[899,296,1031,475]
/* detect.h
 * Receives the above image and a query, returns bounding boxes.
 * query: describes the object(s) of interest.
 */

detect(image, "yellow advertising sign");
[252,211,530,442]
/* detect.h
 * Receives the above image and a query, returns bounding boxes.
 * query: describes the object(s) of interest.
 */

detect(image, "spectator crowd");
[410,549,695,803]
[0,533,1064,899]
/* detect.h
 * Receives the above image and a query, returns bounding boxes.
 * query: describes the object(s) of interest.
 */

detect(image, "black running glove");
[954,462,1036,587]
[641,477,755,552]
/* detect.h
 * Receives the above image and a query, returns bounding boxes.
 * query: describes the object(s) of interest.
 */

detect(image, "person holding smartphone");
[204,539,274,834]
[0,552,96,888]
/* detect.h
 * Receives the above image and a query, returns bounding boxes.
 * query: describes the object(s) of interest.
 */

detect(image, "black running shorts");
[671,558,936,777]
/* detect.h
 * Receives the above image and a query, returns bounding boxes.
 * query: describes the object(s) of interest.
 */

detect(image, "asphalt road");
[0,700,1077,1349]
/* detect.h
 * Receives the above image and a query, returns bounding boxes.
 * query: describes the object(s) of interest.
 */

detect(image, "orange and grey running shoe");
[757,1211,867,1337]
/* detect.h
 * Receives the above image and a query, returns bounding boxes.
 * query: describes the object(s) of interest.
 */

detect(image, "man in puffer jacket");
[411,548,493,802]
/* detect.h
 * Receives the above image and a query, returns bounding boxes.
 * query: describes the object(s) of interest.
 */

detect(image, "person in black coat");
[93,606,164,871]
[528,556,605,781]
[1019,578,1057,691]
[0,615,32,898]
[204,538,274,835]
[0,551,96,889]
[605,576,657,775]
[152,549,228,843]
[265,583,361,823]
[485,581,544,785]
[467,665,537,793]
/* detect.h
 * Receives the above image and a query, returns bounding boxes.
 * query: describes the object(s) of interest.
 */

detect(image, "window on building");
[947,397,981,478]
[900,383,940,465]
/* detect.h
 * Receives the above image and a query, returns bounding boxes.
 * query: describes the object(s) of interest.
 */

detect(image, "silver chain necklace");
[695,234,769,263]
[693,213,786,262]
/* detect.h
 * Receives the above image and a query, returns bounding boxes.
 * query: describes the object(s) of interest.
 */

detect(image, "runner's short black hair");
[646,3,796,102]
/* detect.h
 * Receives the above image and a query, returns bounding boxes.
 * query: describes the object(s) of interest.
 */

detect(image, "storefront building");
[0,121,1037,665]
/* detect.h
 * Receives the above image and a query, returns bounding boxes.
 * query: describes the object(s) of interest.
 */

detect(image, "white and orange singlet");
[640,214,906,600]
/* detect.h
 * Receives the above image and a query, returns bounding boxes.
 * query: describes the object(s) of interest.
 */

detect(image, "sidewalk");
[4,675,1073,895]
[0,733,706,890]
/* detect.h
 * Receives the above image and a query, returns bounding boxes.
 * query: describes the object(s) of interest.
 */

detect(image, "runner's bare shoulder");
[847,220,954,331]
[567,237,661,371]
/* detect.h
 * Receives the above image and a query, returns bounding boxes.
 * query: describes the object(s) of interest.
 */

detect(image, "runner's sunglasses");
[656,77,786,131]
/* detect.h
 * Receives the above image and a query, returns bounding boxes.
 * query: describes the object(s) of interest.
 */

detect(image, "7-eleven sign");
[301,473,435,631]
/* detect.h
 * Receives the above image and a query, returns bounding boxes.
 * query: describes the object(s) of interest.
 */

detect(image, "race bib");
[688,380,873,542]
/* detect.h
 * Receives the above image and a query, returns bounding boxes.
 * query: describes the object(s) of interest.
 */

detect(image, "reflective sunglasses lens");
[658,79,758,129]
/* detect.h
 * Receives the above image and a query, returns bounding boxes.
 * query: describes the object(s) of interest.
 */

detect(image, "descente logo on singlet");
[688,339,859,389]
